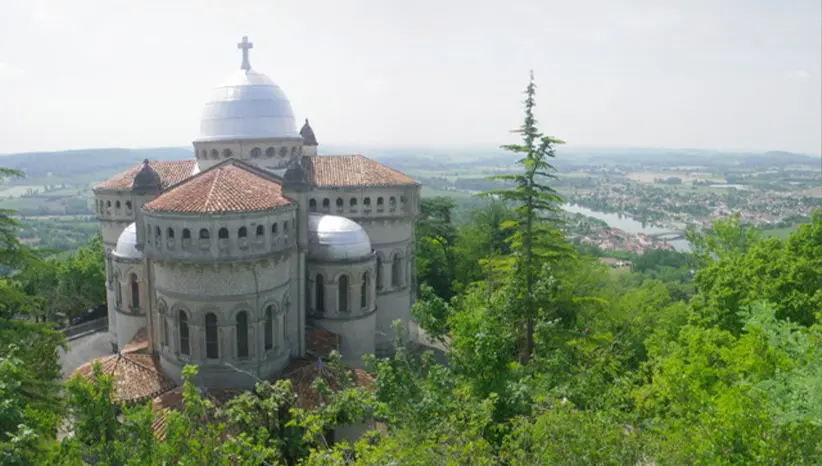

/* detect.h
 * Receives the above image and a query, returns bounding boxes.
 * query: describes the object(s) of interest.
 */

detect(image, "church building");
[91,37,421,388]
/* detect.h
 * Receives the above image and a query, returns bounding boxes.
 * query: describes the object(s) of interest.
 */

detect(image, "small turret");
[132,160,162,193]
[300,119,318,156]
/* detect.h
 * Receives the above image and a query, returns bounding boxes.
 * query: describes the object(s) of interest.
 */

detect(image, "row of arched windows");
[373,252,404,291]
[314,272,370,313]
[113,272,141,311]
[146,220,291,251]
[161,304,285,360]
[308,195,405,214]
[97,199,133,215]
[196,145,300,161]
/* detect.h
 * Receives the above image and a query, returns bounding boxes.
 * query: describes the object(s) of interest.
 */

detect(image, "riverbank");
[563,204,691,252]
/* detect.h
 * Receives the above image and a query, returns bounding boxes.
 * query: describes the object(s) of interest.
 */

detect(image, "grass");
[761,225,802,240]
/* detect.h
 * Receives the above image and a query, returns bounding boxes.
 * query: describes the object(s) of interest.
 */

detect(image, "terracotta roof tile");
[143,163,292,214]
[277,358,375,410]
[303,155,418,188]
[95,160,196,191]
[306,326,340,359]
[73,352,177,406]
[120,327,149,354]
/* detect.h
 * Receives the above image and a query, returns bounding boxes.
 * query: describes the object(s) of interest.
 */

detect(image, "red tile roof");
[143,163,292,214]
[148,359,376,438]
[277,358,375,410]
[303,155,418,188]
[95,160,196,191]
[73,352,177,406]
[306,326,340,359]
[120,327,149,354]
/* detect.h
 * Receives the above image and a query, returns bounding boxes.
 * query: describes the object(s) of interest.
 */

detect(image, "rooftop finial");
[237,36,253,71]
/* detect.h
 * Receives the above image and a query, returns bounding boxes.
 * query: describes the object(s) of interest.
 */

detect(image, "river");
[562,204,691,252]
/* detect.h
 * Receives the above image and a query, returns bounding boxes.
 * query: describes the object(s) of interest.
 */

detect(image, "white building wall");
[154,254,295,387]
[112,258,148,349]
[193,137,302,173]
[307,255,377,364]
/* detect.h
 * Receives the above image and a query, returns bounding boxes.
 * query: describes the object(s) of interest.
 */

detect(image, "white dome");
[197,68,299,142]
[113,223,142,260]
[308,214,372,261]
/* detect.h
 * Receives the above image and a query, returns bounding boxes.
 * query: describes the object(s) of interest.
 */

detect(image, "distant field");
[421,186,476,199]
[0,185,43,197]
[761,224,802,240]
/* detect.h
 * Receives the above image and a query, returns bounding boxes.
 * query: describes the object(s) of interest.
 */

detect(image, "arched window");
[211,149,219,159]
[125,200,132,211]
[376,255,383,290]
[291,146,297,156]
[236,311,249,359]
[179,311,190,356]
[219,227,229,239]
[392,253,402,288]
[339,275,349,312]
[238,226,247,238]
[130,274,140,309]
[272,223,278,235]
[167,227,174,240]
[284,221,289,233]
[155,226,161,240]
[159,302,168,346]
[115,274,123,306]
[250,147,261,158]
[364,197,371,209]
[162,315,168,347]
[322,198,330,210]
[265,147,275,158]
[377,197,384,210]
[115,200,121,209]
[222,148,232,158]
[336,198,343,209]
[205,313,219,359]
[183,229,191,240]
[350,198,358,208]
[279,147,288,157]
[315,274,325,312]
[264,305,274,351]
[309,199,317,212]
[389,196,396,210]
[361,272,368,309]
[200,228,210,239]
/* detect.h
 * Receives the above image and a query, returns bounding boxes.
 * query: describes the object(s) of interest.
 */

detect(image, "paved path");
[59,331,113,379]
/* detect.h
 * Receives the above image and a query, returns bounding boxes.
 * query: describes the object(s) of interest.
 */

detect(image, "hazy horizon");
[1,0,820,155]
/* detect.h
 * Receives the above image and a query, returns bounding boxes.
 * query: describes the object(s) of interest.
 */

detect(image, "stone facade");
[92,46,420,389]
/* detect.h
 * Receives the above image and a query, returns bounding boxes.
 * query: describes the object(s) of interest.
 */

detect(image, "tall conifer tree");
[484,71,571,363]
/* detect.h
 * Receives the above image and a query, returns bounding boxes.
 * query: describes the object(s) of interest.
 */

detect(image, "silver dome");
[113,223,143,260]
[197,68,299,142]
[307,214,372,261]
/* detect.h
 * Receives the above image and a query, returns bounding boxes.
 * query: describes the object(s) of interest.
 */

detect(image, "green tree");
[483,71,573,363]
[415,197,458,300]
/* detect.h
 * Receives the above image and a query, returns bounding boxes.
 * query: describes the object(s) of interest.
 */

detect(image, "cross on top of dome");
[237,36,253,71]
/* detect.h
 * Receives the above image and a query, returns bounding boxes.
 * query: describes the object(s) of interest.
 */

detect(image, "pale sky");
[1,0,820,155]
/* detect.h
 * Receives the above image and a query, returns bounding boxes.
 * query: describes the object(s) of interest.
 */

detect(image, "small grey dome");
[133,160,162,191]
[113,223,142,260]
[308,214,371,261]
[300,119,318,146]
